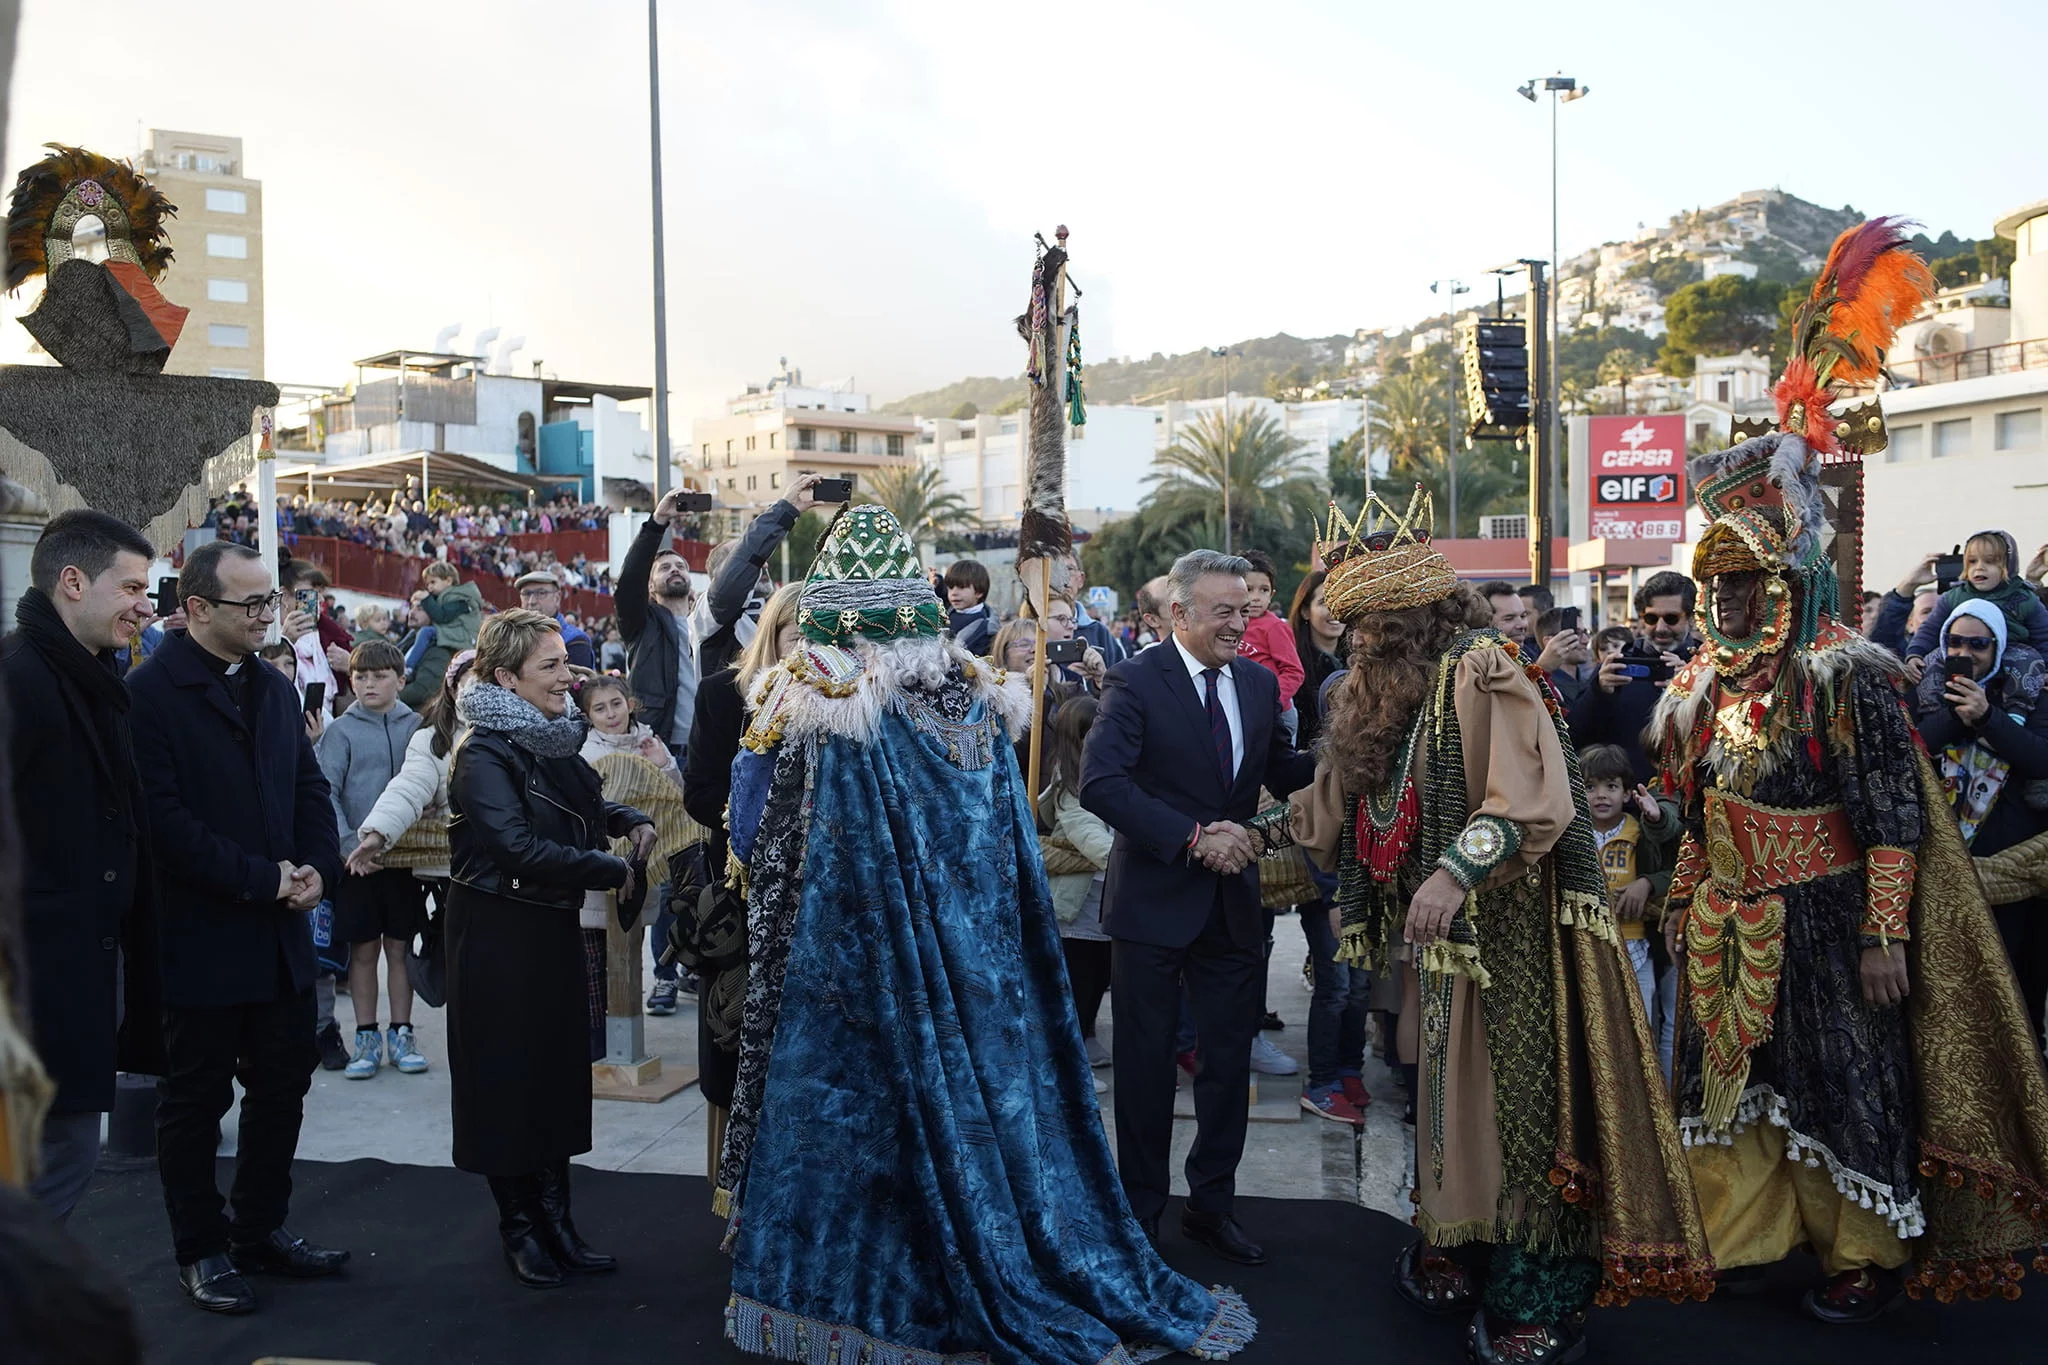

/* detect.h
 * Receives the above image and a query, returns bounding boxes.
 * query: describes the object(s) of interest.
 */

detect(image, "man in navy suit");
[1080,549,1314,1265]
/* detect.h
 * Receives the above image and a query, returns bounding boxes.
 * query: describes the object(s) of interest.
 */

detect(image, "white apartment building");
[1863,196,2048,581]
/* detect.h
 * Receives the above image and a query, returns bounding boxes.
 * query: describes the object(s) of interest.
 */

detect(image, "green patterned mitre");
[797,502,946,645]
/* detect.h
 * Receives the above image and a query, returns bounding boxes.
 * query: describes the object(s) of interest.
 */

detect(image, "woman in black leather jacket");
[447,609,654,1290]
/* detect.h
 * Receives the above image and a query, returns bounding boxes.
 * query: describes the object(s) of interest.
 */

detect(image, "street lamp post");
[1517,73,1588,554]
[648,0,673,503]
[1211,346,1233,552]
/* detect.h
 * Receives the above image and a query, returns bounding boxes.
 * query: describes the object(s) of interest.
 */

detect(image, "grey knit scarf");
[456,681,588,758]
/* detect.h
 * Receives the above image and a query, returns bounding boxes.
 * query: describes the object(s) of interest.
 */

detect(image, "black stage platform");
[65,1159,2037,1363]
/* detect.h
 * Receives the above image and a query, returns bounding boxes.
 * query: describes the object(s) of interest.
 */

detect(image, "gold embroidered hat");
[796,502,947,646]
[1320,485,1459,622]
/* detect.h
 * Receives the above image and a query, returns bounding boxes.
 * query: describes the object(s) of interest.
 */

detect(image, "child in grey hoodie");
[317,640,429,1078]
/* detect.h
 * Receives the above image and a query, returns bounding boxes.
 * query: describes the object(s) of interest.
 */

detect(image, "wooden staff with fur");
[1015,227,1078,802]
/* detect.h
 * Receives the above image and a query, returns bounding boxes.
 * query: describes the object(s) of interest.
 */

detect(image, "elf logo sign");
[1588,414,1685,541]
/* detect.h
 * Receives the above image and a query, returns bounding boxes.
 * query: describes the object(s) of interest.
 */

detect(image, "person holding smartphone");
[1911,600,2048,1046]
[1566,571,1698,783]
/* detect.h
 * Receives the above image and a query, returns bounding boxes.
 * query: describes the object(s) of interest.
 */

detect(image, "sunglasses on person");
[1641,611,1686,627]
[1944,634,1994,653]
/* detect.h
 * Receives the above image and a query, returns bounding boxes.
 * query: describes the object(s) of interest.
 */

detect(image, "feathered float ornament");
[4,143,186,372]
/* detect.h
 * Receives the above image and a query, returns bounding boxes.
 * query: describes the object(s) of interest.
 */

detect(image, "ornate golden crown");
[1320,484,1458,622]
[1320,483,1436,567]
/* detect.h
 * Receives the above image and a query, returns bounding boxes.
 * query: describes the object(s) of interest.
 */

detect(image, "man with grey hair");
[1080,548,1313,1266]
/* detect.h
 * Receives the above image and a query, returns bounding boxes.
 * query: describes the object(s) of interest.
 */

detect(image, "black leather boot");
[487,1174,566,1289]
[536,1160,617,1273]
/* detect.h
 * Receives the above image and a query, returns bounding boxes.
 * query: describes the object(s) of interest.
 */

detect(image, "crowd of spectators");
[200,485,614,594]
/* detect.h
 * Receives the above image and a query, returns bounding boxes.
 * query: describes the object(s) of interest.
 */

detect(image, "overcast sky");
[5,0,2041,425]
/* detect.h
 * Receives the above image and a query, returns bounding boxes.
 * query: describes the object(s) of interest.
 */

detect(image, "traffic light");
[1459,317,1530,441]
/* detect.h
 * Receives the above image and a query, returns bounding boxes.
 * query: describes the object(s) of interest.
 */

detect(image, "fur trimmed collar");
[741,636,1033,753]
[1647,621,1903,788]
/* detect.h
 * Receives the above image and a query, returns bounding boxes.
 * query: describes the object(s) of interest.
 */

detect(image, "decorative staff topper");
[1013,225,1084,613]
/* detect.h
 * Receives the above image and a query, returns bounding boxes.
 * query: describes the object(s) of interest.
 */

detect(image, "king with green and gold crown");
[1249,484,1712,1363]
[715,503,1256,1364]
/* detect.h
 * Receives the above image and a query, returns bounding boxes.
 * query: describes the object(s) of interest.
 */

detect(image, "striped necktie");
[1203,667,1233,782]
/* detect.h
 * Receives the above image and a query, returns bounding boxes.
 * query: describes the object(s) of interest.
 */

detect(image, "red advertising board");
[1587,414,1686,541]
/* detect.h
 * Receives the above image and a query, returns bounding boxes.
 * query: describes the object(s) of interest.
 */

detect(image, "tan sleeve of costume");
[1287,762,1349,873]
[1446,644,1577,892]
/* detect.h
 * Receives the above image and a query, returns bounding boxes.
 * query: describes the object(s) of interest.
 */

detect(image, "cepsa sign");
[1587,414,1685,541]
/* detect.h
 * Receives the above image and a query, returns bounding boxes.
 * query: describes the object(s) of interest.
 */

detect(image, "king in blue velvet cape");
[717,638,1252,1365]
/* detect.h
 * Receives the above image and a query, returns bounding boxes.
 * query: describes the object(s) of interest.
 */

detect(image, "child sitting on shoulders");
[1906,530,2048,660]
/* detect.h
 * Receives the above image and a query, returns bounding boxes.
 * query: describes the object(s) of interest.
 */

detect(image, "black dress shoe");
[1180,1214,1266,1266]
[179,1255,256,1314]
[229,1227,351,1278]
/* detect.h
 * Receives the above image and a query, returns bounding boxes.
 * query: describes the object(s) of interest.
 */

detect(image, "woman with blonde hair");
[446,610,656,1289]
[681,582,803,1139]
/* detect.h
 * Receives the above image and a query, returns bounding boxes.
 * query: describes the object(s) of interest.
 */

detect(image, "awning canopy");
[274,449,572,501]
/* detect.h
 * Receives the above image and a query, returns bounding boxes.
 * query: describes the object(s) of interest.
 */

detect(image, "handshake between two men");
[1191,821,1257,875]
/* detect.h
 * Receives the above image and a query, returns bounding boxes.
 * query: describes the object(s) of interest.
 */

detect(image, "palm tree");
[863,462,977,546]
[1142,407,1326,552]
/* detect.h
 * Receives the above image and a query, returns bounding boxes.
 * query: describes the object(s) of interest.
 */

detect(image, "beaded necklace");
[1356,712,1425,884]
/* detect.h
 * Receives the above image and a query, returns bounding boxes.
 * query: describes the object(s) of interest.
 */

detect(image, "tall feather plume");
[1773,217,1934,451]
[5,143,177,293]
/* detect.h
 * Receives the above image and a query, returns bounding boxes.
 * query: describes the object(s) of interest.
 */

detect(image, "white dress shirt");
[1172,634,1243,779]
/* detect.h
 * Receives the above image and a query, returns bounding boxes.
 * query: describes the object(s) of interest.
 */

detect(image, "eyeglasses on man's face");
[198,591,283,618]
[1944,634,1994,653]
[1641,611,1687,627]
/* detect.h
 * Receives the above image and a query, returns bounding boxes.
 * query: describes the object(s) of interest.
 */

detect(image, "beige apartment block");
[141,129,264,380]
[690,372,916,536]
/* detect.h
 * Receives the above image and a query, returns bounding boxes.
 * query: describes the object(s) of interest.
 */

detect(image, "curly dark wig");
[1324,584,1487,796]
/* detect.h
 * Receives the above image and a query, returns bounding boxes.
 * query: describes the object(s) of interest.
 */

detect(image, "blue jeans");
[1298,890,1372,1090]
[648,906,678,984]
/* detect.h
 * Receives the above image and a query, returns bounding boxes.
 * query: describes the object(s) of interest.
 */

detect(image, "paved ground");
[212,910,1413,1222]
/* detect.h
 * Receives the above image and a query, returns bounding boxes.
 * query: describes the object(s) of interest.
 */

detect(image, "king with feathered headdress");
[1649,218,2048,1322]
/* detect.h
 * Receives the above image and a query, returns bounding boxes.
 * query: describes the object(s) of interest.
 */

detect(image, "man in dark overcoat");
[126,539,347,1314]
[3,510,165,1219]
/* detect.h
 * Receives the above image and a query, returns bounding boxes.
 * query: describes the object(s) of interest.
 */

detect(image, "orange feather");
[1823,249,1935,382]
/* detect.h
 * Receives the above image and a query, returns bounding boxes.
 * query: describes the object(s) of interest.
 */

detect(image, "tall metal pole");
[1548,89,1562,549]
[1525,258,1553,590]
[1221,350,1232,553]
[648,0,672,503]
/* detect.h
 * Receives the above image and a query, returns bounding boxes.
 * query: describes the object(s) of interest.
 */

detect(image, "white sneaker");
[1084,1037,1111,1069]
[1250,1035,1299,1076]
[1092,1073,1109,1095]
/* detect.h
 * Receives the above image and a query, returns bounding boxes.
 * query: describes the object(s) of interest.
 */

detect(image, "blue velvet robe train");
[723,692,1250,1364]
